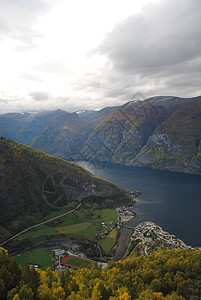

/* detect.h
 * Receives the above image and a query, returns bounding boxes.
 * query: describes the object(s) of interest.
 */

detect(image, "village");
[116,205,135,222]
[129,221,193,256]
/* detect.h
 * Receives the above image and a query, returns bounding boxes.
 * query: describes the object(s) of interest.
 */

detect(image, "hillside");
[30,111,90,159]
[77,106,118,125]
[80,96,201,175]
[1,246,201,299]
[132,97,201,174]
[0,110,93,160]
[80,96,187,163]
[0,112,35,140]
[15,109,65,146]
[0,137,129,243]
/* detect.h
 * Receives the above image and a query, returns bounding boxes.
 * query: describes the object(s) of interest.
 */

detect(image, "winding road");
[0,203,81,247]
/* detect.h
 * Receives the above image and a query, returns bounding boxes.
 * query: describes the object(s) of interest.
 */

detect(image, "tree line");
[1,247,201,299]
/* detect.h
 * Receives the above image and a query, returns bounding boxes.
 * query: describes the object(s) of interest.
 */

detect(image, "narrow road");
[0,203,81,247]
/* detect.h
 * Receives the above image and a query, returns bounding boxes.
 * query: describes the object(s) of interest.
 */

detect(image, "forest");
[1,247,201,299]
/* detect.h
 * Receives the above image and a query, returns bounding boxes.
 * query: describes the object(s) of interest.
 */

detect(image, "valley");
[1,105,201,298]
[1,0,201,297]
[11,207,120,270]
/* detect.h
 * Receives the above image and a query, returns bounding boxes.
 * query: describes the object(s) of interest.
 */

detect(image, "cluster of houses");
[95,220,119,240]
[116,206,135,222]
[130,221,192,255]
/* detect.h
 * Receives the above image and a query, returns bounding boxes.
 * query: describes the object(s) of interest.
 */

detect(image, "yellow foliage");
[0,247,8,256]
[91,283,102,300]
[12,295,20,300]
[118,292,132,300]
[153,292,165,300]
[52,286,65,299]
[67,292,84,299]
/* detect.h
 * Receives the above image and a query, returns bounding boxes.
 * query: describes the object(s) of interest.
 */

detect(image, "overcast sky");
[0,0,201,114]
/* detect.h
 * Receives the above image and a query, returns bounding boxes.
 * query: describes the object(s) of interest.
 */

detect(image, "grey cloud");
[98,0,201,72]
[0,0,48,48]
[30,92,49,101]
[87,0,201,100]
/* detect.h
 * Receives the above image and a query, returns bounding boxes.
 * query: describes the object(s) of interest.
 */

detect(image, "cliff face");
[80,97,187,162]
[132,97,201,174]
[30,112,90,159]
[0,137,127,242]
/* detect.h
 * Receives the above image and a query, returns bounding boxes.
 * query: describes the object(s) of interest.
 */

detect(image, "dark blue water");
[76,161,201,247]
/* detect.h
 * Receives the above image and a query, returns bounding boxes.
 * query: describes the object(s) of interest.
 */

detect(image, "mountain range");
[1,95,201,175]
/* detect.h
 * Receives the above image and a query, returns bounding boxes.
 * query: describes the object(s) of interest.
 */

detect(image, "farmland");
[15,248,53,270]
[99,229,118,254]
[12,208,119,259]
[15,208,118,241]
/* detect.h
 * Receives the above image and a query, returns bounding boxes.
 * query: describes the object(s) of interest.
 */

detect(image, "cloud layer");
[0,0,201,114]
[91,0,201,99]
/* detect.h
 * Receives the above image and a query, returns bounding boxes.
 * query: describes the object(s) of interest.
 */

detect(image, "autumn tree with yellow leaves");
[1,247,201,299]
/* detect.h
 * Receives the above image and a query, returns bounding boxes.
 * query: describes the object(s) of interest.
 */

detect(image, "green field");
[99,237,116,255]
[15,248,53,270]
[56,213,85,227]
[14,208,119,258]
[18,225,57,239]
[63,256,93,268]
[92,209,118,223]
[15,208,118,241]
[56,222,91,234]
[99,229,118,254]
[108,228,118,239]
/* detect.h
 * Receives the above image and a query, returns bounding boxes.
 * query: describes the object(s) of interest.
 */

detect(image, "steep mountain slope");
[30,111,90,159]
[0,137,128,243]
[0,110,93,160]
[132,96,201,174]
[80,96,187,164]
[0,112,35,140]
[15,109,65,145]
[77,106,118,125]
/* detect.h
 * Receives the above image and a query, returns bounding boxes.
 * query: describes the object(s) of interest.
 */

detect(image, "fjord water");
[76,161,201,247]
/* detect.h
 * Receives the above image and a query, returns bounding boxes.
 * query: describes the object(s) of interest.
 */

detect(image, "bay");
[75,161,201,247]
